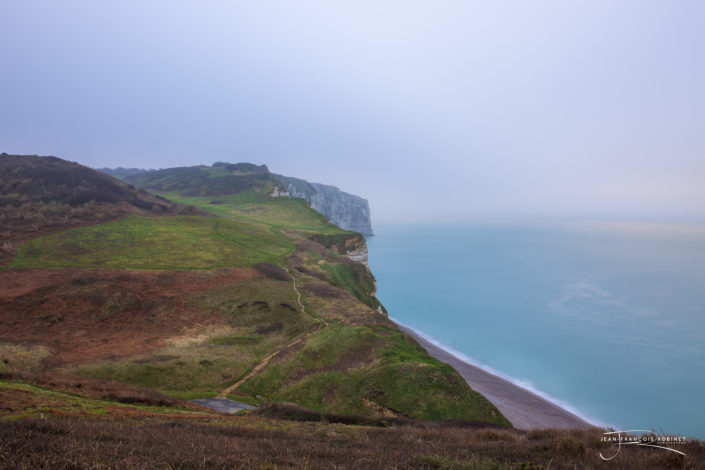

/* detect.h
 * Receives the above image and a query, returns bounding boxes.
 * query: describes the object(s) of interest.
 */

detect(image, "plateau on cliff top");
[100,162,374,236]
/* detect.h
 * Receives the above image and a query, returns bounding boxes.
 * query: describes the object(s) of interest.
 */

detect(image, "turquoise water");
[366,221,705,438]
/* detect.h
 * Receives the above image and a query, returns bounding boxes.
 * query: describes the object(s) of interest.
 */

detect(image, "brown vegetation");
[1,376,701,469]
[1,415,702,469]
[0,268,259,364]
[253,262,291,281]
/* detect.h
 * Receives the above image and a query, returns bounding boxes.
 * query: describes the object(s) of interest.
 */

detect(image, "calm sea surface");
[366,221,705,438]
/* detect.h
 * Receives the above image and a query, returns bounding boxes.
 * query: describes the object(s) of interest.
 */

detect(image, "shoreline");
[393,319,595,430]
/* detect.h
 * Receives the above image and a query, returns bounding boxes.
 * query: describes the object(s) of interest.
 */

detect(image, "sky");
[1,1,704,223]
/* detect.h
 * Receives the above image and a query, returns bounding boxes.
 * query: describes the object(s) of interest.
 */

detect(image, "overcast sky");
[2,1,704,223]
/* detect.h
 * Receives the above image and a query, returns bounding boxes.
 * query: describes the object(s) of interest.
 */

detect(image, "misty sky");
[2,1,704,223]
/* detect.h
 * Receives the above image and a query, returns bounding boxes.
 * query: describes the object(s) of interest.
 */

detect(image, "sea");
[366,220,705,438]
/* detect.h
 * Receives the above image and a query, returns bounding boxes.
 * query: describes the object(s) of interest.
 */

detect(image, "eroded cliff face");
[342,237,386,315]
[306,231,386,315]
[274,175,373,236]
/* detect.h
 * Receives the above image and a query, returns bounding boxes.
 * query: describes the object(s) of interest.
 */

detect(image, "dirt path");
[217,268,326,398]
[288,267,328,328]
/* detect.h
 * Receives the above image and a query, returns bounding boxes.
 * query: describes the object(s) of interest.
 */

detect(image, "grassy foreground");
[1,378,701,470]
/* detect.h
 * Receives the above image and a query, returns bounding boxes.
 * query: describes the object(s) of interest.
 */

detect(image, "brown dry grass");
[0,268,258,364]
[1,415,702,469]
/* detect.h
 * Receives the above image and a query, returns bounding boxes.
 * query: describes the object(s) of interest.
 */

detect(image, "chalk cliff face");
[274,175,373,236]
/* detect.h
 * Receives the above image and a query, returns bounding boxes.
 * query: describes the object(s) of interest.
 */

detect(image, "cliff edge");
[273,174,373,236]
[100,163,374,237]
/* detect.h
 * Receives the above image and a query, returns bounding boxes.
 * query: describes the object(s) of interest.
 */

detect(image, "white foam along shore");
[391,317,604,430]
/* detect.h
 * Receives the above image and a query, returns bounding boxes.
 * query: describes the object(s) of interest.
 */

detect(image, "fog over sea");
[367,220,705,438]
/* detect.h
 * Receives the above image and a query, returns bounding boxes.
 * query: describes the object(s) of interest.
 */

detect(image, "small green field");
[9,216,294,270]
[160,192,347,234]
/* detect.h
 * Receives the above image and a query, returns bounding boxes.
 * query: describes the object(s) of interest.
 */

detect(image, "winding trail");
[217,267,326,398]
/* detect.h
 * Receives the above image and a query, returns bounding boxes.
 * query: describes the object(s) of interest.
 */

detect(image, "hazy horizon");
[2,1,704,223]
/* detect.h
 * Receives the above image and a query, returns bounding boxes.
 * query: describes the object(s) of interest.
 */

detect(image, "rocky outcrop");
[345,244,369,267]
[274,175,373,236]
[307,232,369,268]
[306,231,385,314]
[341,239,385,315]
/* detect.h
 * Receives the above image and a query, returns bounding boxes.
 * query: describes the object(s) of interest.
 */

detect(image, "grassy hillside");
[0,378,206,420]
[2,154,510,427]
[106,162,276,198]
[163,191,346,234]
[0,154,173,210]
[61,277,317,399]
[8,216,293,270]
[240,322,505,423]
[0,154,195,266]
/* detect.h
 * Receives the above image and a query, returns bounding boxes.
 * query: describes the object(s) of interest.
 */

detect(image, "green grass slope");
[163,192,346,234]
[8,216,293,270]
[0,154,194,266]
[240,322,509,425]
[66,278,316,399]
